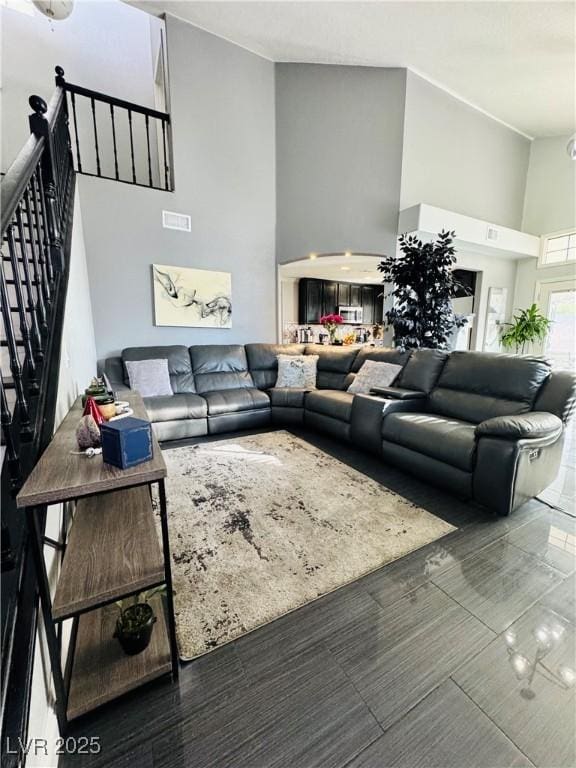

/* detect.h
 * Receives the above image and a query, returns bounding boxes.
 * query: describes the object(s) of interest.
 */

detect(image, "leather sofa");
[102,343,576,517]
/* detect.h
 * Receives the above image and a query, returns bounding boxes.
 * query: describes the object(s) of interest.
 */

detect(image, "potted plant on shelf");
[500,303,552,354]
[114,586,166,655]
[320,313,343,344]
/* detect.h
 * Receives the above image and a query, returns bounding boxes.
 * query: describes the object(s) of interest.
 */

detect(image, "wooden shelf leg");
[157,479,179,680]
[26,507,69,734]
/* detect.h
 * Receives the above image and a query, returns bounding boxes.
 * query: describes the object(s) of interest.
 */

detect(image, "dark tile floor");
[62,427,575,768]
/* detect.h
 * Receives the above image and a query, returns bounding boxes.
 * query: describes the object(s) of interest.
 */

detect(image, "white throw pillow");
[347,360,402,395]
[125,358,173,397]
[275,354,319,390]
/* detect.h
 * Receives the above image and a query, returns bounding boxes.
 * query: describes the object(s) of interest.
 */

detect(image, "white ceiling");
[279,253,383,282]
[130,0,574,138]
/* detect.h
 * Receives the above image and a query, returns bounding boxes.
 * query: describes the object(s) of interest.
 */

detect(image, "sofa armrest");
[369,386,426,400]
[475,412,563,441]
[350,393,424,454]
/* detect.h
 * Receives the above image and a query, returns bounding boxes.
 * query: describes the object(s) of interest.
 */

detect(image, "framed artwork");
[152,264,232,328]
[483,287,508,352]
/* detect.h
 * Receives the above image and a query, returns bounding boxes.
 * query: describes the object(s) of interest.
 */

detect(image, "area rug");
[158,431,455,660]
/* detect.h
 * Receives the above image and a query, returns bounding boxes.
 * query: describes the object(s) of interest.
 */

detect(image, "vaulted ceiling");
[130,0,575,138]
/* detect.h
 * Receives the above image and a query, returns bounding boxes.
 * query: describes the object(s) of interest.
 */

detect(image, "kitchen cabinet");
[350,284,362,307]
[323,281,338,315]
[298,278,383,325]
[337,283,350,307]
[298,278,323,324]
[361,285,374,325]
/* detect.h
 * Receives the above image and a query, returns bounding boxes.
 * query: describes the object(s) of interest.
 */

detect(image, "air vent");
[486,226,499,242]
[162,210,191,232]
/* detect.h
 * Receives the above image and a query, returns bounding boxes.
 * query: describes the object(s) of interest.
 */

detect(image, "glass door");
[537,279,576,371]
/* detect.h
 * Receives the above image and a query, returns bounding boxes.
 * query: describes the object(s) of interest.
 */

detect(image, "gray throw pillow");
[347,360,402,395]
[275,354,319,390]
[125,359,173,397]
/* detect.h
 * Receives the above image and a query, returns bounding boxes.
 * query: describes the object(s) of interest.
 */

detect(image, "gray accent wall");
[275,65,407,263]
[79,16,276,359]
[400,71,531,230]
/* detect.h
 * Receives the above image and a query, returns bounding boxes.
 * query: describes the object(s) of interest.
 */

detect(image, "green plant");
[378,230,468,350]
[500,304,552,354]
[115,585,166,631]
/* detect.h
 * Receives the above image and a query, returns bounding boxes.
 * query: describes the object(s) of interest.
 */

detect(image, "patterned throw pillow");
[347,360,402,395]
[275,354,319,390]
[125,359,173,397]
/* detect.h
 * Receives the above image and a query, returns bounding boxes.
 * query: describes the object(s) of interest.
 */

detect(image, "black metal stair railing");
[55,66,174,191]
[1,74,74,768]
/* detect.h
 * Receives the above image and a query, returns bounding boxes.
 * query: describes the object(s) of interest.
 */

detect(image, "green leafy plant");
[500,304,552,354]
[378,230,468,350]
[115,585,166,632]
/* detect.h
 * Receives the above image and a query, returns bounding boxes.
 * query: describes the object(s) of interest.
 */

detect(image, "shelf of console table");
[67,596,171,720]
[52,486,165,620]
[16,391,179,733]
[17,391,166,507]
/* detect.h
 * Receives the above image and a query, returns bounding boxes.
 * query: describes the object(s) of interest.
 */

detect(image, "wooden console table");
[17,392,178,734]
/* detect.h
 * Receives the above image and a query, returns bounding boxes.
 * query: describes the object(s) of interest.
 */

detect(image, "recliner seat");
[101,343,575,517]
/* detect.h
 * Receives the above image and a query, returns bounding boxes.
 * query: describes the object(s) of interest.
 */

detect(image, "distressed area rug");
[158,431,455,660]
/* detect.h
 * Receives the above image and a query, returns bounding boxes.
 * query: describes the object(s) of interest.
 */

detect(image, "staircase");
[0,66,173,767]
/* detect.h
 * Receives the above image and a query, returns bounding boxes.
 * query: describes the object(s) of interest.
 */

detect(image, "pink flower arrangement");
[320,313,343,342]
[319,313,344,327]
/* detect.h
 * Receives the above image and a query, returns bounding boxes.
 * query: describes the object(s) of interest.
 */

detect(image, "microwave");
[339,306,363,324]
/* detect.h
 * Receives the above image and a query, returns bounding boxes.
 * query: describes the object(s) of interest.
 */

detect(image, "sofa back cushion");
[245,343,306,389]
[190,344,254,394]
[122,346,195,394]
[304,345,359,390]
[396,349,448,393]
[428,352,551,424]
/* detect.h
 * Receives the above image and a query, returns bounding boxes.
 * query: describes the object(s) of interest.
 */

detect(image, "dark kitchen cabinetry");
[298,278,323,324]
[361,285,374,325]
[323,281,338,315]
[298,278,383,325]
[337,283,350,307]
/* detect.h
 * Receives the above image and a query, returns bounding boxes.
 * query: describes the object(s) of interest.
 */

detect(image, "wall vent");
[162,210,191,232]
[486,226,499,242]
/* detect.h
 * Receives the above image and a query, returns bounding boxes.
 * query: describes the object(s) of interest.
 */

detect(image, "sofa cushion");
[143,393,208,422]
[245,343,306,389]
[396,349,448,393]
[122,346,195,394]
[203,388,270,416]
[351,346,410,373]
[125,359,173,398]
[190,345,254,394]
[305,390,354,423]
[305,345,359,390]
[428,352,551,424]
[268,388,308,408]
[276,354,318,389]
[348,361,403,395]
[381,411,477,472]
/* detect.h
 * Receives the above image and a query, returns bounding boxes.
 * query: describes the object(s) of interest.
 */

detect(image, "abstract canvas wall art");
[152,264,232,328]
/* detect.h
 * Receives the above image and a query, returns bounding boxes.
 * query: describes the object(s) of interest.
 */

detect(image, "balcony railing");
[55,66,174,191]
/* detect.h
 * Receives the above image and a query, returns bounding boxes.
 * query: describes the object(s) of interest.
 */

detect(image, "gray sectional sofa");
[102,343,576,517]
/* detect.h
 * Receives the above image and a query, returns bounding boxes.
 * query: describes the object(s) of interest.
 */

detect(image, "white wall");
[27,185,97,768]
[78,16,277,359]
[522,136,576,236]
[401,71,531,230]
[454,250,518,351]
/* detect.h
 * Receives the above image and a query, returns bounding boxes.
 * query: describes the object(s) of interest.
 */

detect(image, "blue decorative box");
[100,417,153,469]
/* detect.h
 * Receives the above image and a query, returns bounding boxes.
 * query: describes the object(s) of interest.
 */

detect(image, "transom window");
[540,230,576,266]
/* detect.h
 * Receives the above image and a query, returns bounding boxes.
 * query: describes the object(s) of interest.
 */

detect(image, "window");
[540,230,576,266]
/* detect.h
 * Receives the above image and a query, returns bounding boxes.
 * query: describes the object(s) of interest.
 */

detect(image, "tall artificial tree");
[378,230,467,350]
